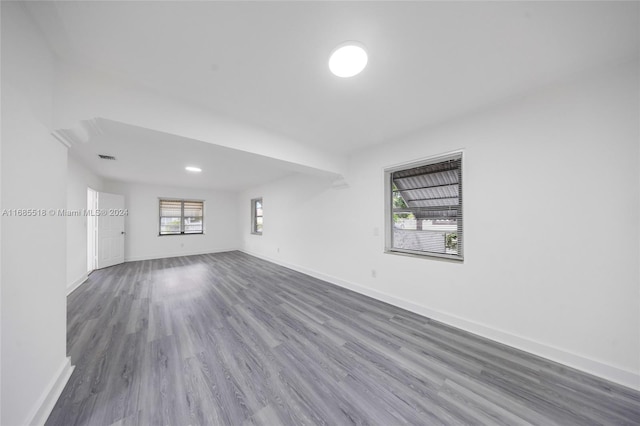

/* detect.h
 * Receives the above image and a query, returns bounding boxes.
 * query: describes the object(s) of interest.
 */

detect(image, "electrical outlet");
[371,269,377,278]
[277,247,280,253]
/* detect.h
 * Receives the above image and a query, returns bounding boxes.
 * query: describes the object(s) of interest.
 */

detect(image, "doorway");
[87,187,98,272]
[96,192,125,269]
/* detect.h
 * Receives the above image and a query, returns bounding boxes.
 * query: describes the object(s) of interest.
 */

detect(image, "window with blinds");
[385,152,463,260]
[251,198,263,235]
[159,199,204,235]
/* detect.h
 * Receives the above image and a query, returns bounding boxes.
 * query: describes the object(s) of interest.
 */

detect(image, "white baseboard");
[67,273,88,295]
[241,249,640,391]
[26,357,74,426]
[125,248,238,263]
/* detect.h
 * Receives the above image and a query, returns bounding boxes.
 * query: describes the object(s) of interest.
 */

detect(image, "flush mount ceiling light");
[329,42,368,78]
[185,166,202,173]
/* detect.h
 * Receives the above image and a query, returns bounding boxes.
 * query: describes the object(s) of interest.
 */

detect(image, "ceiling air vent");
[98,154,116,160]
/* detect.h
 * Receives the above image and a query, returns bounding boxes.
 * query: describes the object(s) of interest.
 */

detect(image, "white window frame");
[159,199,205,236]
[251,197,263,235]
[384,151,464,261]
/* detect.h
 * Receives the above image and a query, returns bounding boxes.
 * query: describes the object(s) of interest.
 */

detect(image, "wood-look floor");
[46,251,640,426]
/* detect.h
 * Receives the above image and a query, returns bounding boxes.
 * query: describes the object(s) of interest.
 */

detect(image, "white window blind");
[386,152,463,260]
[183,201,204,234]
[159,199,204,235]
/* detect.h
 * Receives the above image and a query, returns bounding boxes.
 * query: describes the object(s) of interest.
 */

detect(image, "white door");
[87,188,98,272]
[97,192,125,269]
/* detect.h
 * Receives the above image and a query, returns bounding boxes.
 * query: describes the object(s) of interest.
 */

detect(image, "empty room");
[1,1,639,425]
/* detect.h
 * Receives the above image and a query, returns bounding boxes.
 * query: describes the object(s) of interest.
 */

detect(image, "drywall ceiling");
[28,1,639,155]
[69,119,300,191]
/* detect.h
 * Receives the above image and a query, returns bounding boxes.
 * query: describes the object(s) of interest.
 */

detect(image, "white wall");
[66,156,105,293]
[103,181,240,262]
[240,60,640,389]
[1,3,72,425]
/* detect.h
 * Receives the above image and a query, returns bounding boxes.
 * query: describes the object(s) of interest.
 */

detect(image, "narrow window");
[385,152,463,260]
[159,199,204,235]
[251,198,263,235]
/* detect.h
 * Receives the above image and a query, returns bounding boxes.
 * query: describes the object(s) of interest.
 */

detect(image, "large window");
[159,199,204,235]
[251,198,263,235]
[385,152,463,260]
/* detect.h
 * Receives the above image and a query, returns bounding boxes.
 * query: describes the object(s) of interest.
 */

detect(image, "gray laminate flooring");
[46,251,640,425]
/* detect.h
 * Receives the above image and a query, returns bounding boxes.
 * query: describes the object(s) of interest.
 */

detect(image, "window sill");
[385,248,463,263]
[158,233,205,237]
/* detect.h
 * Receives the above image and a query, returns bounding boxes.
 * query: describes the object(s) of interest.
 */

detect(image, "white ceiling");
[25,1,639,189]
[69,119,299,191]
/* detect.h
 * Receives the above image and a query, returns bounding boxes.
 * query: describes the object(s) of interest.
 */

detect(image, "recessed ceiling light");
[329,42,368,78]
[185,166,202,173]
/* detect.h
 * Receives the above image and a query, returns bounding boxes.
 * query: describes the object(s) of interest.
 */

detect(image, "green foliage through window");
[445,232,457,250]
[392,187,414,222]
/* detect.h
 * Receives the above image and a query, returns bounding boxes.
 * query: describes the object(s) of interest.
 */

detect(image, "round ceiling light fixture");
[185,166,202,173]
[329,42,368,78]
